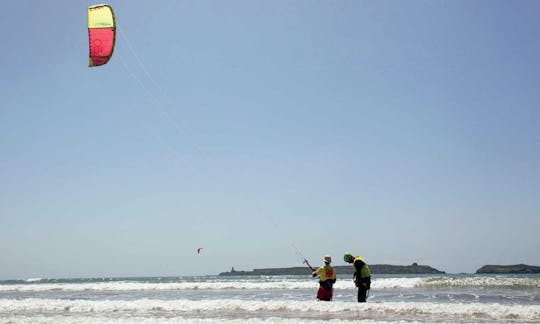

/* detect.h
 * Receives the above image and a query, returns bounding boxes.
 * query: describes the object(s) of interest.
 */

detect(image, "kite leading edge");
[88,4,116,67]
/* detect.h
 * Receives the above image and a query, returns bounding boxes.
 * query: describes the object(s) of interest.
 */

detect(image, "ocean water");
[1,274,539,323]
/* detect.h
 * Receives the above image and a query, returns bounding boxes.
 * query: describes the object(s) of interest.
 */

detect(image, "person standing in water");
[344,253,371,302]
[312,255,336,301]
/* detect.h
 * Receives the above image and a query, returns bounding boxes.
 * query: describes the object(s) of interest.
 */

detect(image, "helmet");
[343,253,354,262]
[322,255,331,263]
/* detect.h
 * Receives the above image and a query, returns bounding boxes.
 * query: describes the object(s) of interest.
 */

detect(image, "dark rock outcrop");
[476,264,540,274]
[219,263,444,276]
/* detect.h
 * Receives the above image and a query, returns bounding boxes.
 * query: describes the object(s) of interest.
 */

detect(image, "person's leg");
[357,286,367,302]
[317,287,324,300]
[317,287,332,301]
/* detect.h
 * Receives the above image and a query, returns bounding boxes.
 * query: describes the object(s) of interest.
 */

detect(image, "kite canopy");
[88,4,116,67]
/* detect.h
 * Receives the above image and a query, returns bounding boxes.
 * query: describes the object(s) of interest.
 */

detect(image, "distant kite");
[88,4,116,67]
[197,248,203,254]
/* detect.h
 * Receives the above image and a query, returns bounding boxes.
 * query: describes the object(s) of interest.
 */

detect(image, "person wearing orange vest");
[344,253,371,302]
[312,255,336,301]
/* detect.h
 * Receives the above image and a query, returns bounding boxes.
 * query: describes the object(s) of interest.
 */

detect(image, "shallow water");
[1,274,539,323]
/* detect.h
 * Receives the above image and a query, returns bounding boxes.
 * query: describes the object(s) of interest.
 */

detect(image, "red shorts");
[316,287,333,301]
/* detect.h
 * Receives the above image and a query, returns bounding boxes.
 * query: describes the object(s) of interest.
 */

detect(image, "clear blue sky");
[1,0,539,279]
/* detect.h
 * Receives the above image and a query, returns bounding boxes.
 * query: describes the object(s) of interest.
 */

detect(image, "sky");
[1,0,539,279]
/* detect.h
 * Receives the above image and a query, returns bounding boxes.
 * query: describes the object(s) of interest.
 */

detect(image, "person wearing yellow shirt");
[344,253,371,302]
[312,255,336,301]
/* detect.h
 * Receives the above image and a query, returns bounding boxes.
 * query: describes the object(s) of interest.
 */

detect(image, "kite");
[197,248,203,254]
[88,4,116,67]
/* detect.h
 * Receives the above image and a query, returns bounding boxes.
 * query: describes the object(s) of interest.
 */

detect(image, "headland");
[476,264,540,274]
[219,262,445,276]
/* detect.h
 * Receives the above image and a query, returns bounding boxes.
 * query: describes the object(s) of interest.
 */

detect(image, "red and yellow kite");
[88,4,116,67]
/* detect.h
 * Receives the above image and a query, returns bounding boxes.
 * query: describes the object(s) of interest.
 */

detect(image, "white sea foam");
[0,278,425,292]
[0,281,314,292]
[423,276,540,289]
[1,298,539,322]
[0,314,400,324]
[1,276,538,292]
[370,277,424,289]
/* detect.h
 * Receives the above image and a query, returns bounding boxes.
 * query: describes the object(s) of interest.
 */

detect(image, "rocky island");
[476,264,540,274]
[219,262,445,276]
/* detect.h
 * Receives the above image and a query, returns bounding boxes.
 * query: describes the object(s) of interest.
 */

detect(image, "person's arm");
[354,259,365,273]
[353,259,365,283]
[312,266,322,278]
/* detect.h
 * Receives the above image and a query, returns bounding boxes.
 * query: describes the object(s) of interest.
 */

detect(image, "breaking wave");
[1,298,539,322]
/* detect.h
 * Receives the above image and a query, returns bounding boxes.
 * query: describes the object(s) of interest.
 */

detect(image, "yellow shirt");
[315,264,336,281]
[354,256,371,278]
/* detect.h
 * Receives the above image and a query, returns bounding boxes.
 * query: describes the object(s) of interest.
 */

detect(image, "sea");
[1,273,539,323]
